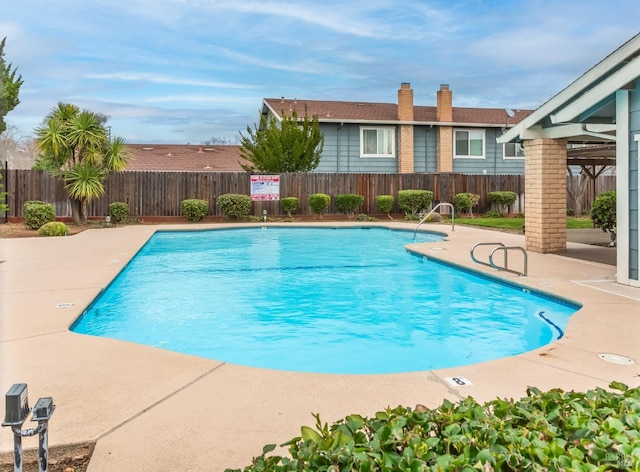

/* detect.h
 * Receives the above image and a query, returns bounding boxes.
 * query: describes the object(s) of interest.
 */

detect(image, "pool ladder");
[413,202,455,240]
[470,242,528,277]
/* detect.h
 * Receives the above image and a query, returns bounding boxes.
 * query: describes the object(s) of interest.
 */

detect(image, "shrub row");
[228,382,640,472]
[22,189,519,228]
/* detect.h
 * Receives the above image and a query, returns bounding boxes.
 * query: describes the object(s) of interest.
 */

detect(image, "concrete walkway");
[1,222,639,471]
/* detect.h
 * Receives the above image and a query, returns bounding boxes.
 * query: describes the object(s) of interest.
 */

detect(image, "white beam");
[520,123,616,141]
[616,90,630,284]
[585,123,616,133]
[550,54,640,124]
[498,33,640,143]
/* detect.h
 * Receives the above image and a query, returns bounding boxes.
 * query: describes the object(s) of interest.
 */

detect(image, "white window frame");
[503,142,525,160]
[453,129,485,159]
[360,126,396,158]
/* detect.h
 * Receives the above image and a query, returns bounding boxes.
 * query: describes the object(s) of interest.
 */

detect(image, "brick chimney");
[398,82,414,121]
[436,84,453,172]
[397,83,414,174]
[436,84,453,122]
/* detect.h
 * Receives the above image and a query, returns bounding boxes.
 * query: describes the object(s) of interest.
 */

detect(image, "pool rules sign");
[250,175,280,201]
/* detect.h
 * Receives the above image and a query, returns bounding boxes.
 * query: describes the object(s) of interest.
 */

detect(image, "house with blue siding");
[261,84,532,175]
[499,32,639,287]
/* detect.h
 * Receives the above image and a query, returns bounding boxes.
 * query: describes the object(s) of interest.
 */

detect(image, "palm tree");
[35,103,131,225]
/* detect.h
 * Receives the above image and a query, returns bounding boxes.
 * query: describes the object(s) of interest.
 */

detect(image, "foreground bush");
[24,200,56,229]
[227,382,639,472]
[335,194,364,218]
[308,193,330,219]
[108,201,129,224]
[38,221,68,237]
[217,194,251,220]
[181,199,208,222]
[376,195,394,217]
[488,191,517,215]
[397,190,433,218]
[280,197,299,218]
[454,192,480,216]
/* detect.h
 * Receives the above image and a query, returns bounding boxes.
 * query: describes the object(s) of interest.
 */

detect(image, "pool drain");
[598,353,635,365]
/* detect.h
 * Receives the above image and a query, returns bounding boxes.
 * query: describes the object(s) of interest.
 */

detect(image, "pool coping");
[1,221,639,471]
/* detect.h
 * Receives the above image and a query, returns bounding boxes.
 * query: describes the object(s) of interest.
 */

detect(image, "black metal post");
[10,426,23,472]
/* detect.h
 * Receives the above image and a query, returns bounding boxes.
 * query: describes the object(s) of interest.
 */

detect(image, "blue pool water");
[72,227,579,374]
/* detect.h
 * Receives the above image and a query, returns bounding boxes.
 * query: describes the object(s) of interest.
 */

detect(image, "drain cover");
[598,353,635,365]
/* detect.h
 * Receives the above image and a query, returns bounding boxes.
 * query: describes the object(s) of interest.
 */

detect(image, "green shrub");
[280,197,299,217]
[37,221,68,237]
[24,200,56,229]
[335,194,364,218]
[590,190,616,243]
[228,382,639,472]
[356,213,376,221]
[108,202,129,224]
[180,199,208,222]
[453,192,479,216]
[217,194,251,220]
[397,190,433,217]
[308,193,330,219]
[483,209,503,218]
[488,191,517,215]
[375,195,394,216]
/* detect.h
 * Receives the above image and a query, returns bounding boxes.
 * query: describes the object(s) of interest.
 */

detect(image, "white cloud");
[84,72,260,89]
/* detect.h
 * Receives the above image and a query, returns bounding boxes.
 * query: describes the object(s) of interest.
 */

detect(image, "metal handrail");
[413,202,455,240]
[470,242,528,276]
[470,242,506,268]
[489,246,528,277]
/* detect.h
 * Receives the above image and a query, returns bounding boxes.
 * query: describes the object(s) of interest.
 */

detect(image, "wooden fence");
[1,170,615,219]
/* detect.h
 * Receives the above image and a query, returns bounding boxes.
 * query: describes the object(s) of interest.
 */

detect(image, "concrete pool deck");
[1,222,639,471]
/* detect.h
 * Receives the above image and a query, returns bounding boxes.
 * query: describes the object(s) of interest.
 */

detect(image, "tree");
[34,103,132,225]
[0,37,23,135]
[239,109,324,173]
[1,124,39,169]
[203,135,239,145]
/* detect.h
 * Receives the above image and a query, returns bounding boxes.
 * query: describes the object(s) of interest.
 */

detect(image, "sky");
[2,0,640,145]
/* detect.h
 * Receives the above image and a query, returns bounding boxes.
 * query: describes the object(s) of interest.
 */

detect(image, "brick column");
[524,138,567,253]
[437,127,453,172]
[436,84,453,172]
[397,83,414,173]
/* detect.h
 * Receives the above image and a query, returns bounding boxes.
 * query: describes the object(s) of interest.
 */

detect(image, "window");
[454,129,485,158]
[360,127,395,158]
[503,142,525,159]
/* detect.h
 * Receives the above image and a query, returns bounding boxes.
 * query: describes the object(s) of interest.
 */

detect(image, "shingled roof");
[125,144,247,172]
[263,98,532,126]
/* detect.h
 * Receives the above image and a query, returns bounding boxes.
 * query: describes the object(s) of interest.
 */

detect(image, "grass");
[447,216,594,231]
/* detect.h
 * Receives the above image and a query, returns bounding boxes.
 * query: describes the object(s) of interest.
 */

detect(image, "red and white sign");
[250,175,280,201]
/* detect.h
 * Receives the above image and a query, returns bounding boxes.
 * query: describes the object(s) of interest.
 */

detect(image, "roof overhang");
[498,33,640,144]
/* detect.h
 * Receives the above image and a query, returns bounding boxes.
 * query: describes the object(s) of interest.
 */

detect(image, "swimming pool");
[72,226,579,374]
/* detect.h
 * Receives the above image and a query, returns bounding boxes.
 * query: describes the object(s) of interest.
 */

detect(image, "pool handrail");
[470,242,506,268]
[489,245,528,277]
[413,202,455,240]
[470,242,528,277]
